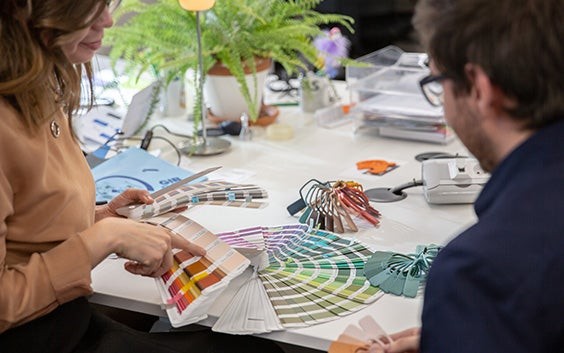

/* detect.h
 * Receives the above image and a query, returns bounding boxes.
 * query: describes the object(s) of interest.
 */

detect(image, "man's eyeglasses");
[105,0,121,13]
[419,74,447,107]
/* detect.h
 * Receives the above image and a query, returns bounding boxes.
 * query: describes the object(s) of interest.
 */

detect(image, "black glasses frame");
[419,74,447,107]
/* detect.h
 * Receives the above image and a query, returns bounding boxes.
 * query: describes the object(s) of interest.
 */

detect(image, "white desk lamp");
[178,0,231,155]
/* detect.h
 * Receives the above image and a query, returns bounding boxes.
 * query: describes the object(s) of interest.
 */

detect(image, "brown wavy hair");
[0,0,107,130]
[413,0,563,129]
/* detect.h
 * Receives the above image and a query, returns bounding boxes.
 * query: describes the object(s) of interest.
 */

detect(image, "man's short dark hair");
[413,0,563,129]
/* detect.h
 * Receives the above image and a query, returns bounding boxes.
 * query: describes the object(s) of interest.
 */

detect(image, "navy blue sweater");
[421,119,564,352]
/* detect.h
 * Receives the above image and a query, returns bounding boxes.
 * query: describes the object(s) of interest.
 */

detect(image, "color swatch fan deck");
[117,180,268,220]
[147,213,251,327]
[213,224,382,334]
[364,244,441,298]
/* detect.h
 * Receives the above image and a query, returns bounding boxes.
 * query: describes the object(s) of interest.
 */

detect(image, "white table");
[90,103,477,351]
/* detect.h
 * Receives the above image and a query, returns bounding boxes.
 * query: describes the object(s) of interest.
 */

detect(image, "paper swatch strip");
[363,244,441,298]
[117,181,268,220]
[328,315,394,353]
[148,213,251,327]
[213,224,382,334]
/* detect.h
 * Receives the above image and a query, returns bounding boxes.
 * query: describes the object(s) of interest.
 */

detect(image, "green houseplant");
[106,0,355,135]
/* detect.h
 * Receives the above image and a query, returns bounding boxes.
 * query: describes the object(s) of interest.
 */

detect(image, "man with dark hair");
[376,0,564,352]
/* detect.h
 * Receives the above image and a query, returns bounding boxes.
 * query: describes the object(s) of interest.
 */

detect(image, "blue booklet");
[91,148,200,203]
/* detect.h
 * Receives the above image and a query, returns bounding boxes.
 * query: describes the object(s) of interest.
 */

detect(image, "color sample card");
[213,224,382,334]
[328,315,394,353]
[150,213,250,327]
[117,181,268,220]
[363,244,441,298]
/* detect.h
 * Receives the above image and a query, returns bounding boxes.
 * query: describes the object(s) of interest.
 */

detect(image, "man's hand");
[384,327,421,353]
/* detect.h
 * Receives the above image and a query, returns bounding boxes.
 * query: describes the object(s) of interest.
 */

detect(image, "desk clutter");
[123,214,438,333]
[212,224,382,334]
[110,166,440,333]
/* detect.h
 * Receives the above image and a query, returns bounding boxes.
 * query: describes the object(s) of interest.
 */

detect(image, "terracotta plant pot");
[207,103,280,127]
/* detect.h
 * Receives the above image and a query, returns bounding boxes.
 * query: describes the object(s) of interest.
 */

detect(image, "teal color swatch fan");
[363,244,441,298]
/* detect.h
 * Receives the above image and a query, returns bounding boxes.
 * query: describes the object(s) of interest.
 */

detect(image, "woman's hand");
[80,217,206,277]
[95,189,154,221]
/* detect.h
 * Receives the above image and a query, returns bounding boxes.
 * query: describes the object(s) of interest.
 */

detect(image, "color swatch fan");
[213,224,382,334]
[117,180,268,220]
[363,244,441,298]
[146,213,251,327]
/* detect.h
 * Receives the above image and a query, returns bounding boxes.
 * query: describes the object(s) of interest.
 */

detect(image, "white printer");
[421,158,490,204]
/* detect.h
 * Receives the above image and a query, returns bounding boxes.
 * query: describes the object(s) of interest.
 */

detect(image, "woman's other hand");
[95,189,154,221]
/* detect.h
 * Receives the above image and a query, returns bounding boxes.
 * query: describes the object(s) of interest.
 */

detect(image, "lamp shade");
[178,0,215,11]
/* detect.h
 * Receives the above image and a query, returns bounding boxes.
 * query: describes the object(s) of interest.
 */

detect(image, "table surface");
[89,82,477,351]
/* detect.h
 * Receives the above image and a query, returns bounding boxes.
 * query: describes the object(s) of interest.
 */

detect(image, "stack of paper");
[212,224,383,334]
[351,66,454,144]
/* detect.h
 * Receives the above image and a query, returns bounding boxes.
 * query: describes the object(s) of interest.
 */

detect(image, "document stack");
[347,46,454,144]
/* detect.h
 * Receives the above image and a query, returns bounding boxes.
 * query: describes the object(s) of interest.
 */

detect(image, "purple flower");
[313,27,350,78]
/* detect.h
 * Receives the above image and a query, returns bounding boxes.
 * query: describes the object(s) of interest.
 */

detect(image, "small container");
[299,72,331,113]
[160,77,186,117]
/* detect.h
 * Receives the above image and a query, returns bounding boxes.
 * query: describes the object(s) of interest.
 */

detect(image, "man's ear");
[464,63,516,118]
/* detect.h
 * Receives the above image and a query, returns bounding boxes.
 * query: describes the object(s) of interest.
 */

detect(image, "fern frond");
[107,0,357,122]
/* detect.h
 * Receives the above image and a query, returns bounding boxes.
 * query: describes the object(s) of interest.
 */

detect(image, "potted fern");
[106,0,354,135]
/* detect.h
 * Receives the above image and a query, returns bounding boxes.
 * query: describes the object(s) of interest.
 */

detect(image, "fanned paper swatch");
[328,315,394,353]
[117,180,268,220]
[363,244,441,298]
[212,224,383,334]
[146,213,250,327]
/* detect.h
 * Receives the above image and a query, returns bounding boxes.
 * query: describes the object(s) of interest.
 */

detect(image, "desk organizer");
[347,46,454,144]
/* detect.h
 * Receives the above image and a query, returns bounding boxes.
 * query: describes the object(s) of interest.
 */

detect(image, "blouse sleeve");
[0,105,93,333]
[0,169,92,332]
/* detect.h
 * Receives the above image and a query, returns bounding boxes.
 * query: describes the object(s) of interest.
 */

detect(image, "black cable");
[116,135,182,166]
[151,136,182,166]
[140,130,153,150]
[390,179,424,195]
[150,124,193,139]
[414,152,467,162]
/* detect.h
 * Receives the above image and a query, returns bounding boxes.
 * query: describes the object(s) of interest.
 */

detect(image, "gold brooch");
[50,120,60,138]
